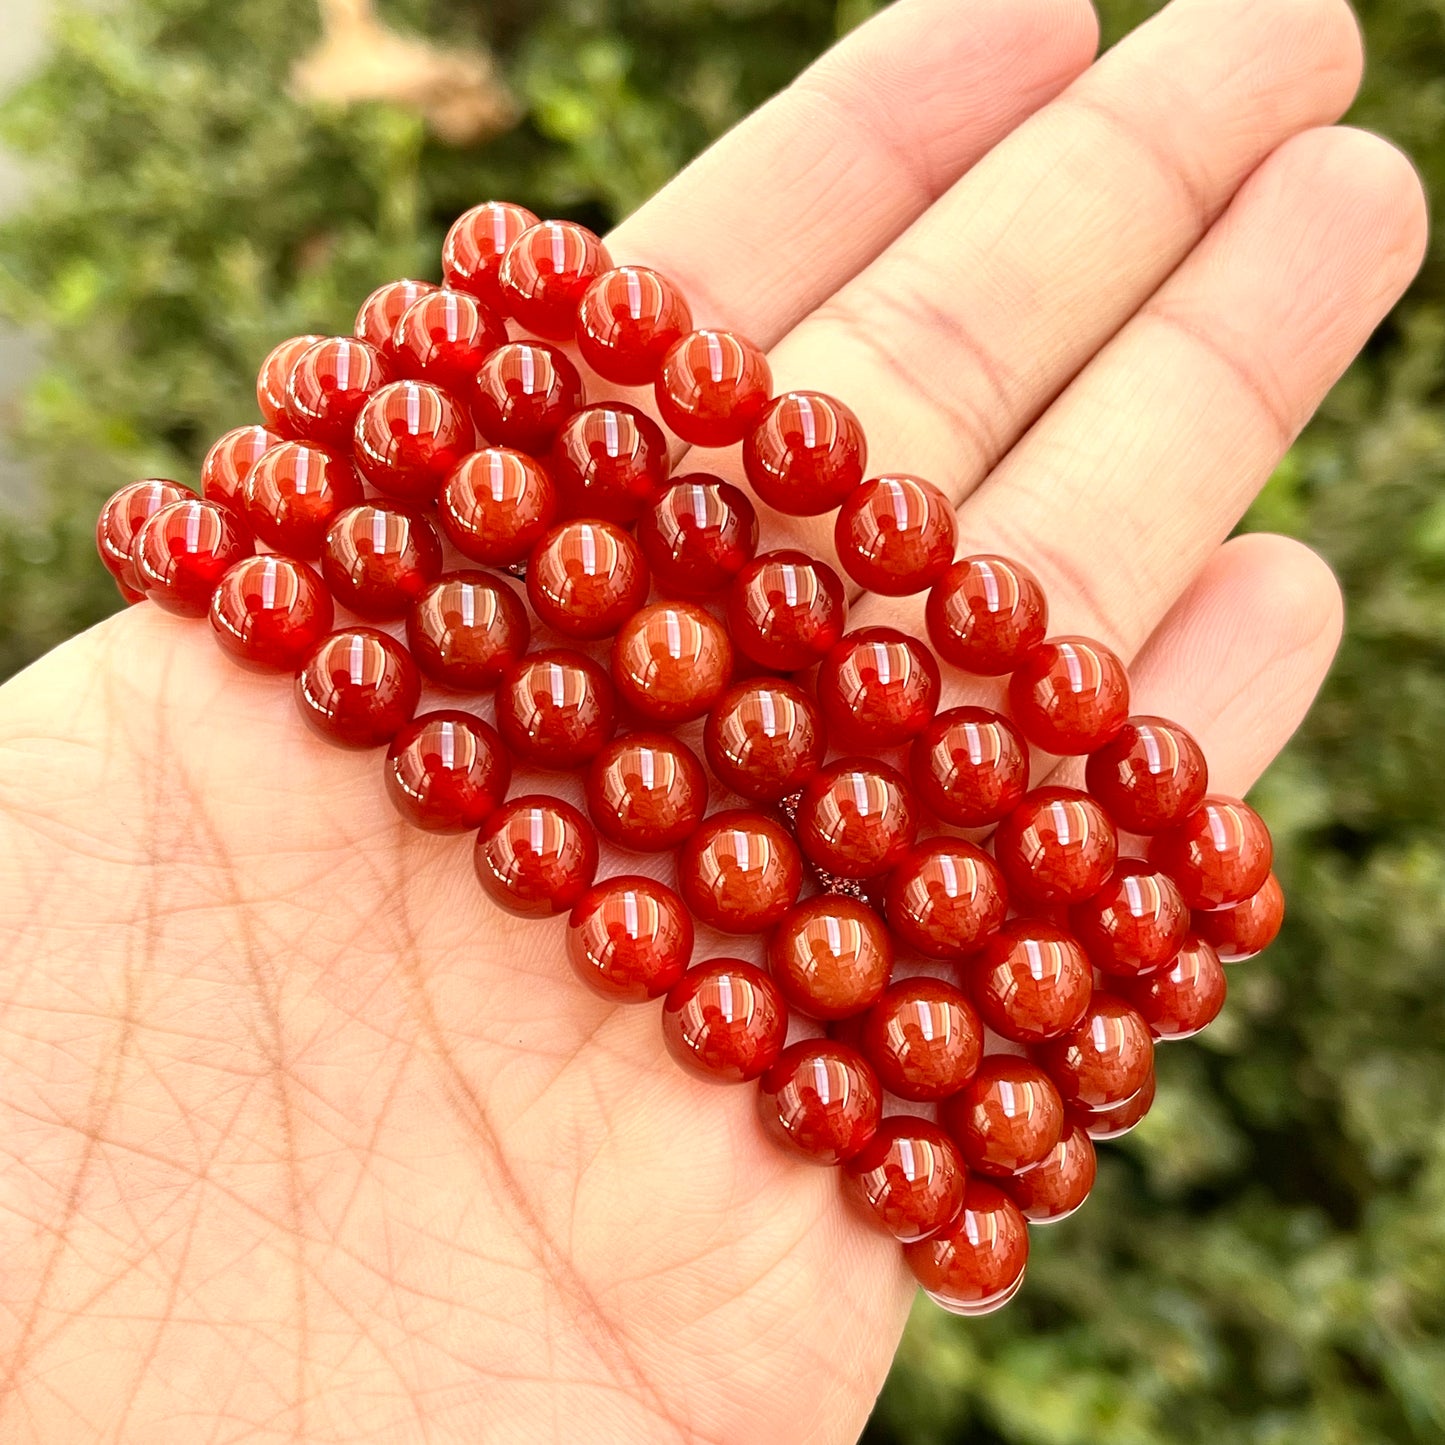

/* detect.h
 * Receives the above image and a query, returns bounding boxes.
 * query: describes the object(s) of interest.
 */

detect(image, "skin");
[0,0,1428,1440]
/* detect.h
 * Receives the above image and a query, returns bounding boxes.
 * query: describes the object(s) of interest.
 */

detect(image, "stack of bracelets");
[93,202,1286,1318]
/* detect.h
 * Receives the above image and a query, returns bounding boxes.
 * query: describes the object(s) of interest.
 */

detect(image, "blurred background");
[1,0,1441,1441]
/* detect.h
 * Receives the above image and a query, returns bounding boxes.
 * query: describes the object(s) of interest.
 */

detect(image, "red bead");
[406,571,529,690]
[656,329,772,448]
[549,403,671,525]
[354,278,437,350]
[796,759,918,880]
[353,380,473,503]
[131,498,250,617]
[816,627,940,749]
[438,448,559,567]
[384,710,510,833]
[743,391,866,515]
[842,1116,967,1243]
[284,337,392,448]
[295,627,420,748]
[910,706,1029,828]
[576,266,692,385]
[498,220,612,339]
[1078,1070,1155,1140]
[662,959,788,1084]
[1085,716,1210,834]
[1070,859,1190,977]
[1120,936,1227,1040]
[209,555,334,671]
[678,809,802,934]
[1004,1123,1096,1224]
[883,838,1008,958]
[242,441,363,558]
[766,896,893,1021]
[904,1180,1030,1316]
[703,678,825,803]
[567,875,694,1002]
[926,555,1048,676]
[256,334,322,437]
[527,519,649,642]
[1009,636,1130,755]
[321,503,443,620]
[860,978,983,1102]
[1035,994,1154,1110]
[1149,796,1274,909]
[992,787,1118,908]
[969,920,1094,1044]
[638,476,758,598]
[585,732,708,851]
[475,796,598,918]
[941,1054,1065,1177]
[442,201,539,312]
[201,425,280,514]
[611,602,734,727]
[727,550,847,672]
[388,288,505,395]
[835,475,957,594]
[756,1040,881,1165]
[494,648,616,768]
[472,341,585,454]
[1194,872,1285,961]
[96,479,191,594]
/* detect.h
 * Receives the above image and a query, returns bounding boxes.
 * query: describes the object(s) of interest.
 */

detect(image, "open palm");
[0,0,1425,1440]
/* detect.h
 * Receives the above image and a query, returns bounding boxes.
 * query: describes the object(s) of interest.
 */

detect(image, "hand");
[0,0,1423,1440]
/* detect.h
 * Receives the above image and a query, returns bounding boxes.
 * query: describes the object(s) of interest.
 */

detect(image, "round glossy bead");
[442,201,539,312]
[1070,859,1190,977]
[743,391,866,515]
[438,448,559,567]
[941,1054,1065,1177]
[1035,994,1154,1110]
[1194,872,1285,961]
[498,220,612,339]
[904,1180,1030,1316]
[388,288,505,395]
[576,266,692,385]
[566,875,694,1002]
[96,479,192,594]
[585,732,708,851]
[842,1117,967,1243]
[527,519,648,641]
[320,503,444,620]
[131,498,250,617]
[549,403,671,524]
[834,475,957,594]
[256,334,322,437]
[353,380,472,503]
[494,648,615,768]
[384,710,510,833]
[1009,636,1130,755]
[727,550,847,671]
[209,555,334,671]
[406,571,529,690]
[475,796,598,918]
[638,476,758,598]
[926,555,1048,676]
[472,341,585,454]
[656,329,773,448]
[201,425,279,514]
[883,838,1008,959]
[969,919,1094,1044]
[1079,1070,1155,1140]
[1085,715,1210,834]
[662,959,788,1084]
[795,759,918,880]
[992,787,1118,909]
[757,1041,881,1165]
[611,602,733,727]
[703,678,825,803]
[1121,936,1227,1040]
[242,441,363,557]
[816,627,940,749]
[860,978,983,1102]
[284,337,392,448]
[354,278,437,350]
[1004,1123,1096,1225]
[294,628,420,748]
[767,897,893,1021]
[678,809,802,934]
[1149,796,1274,909]
[910,706,1029,828]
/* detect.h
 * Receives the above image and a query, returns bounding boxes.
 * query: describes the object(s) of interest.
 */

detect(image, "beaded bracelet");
[93,202,1285,1318]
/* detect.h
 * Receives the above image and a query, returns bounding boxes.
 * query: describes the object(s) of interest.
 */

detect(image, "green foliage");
[1,1,1443,1442]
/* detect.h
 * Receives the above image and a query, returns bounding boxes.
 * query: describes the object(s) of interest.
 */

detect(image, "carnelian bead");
[1036,994,1154,1110]
[353,380,472,504]
[209,555,334,672]
[242,441,363,558]
[294,628,420,748]
[388,289,505,395]
[834,475,957,595]
[743,391,866,515]
[472,341,585,454]
[498,220,612,340]
[576,266,692,385]
[1004,1122,1096,1224]
[566,875,694,1002]
[527,519,648,641]
[96,478,191,594]
[1194,872,1284,961]
[860,978,983,1102]
[796,759,918,880]
[1079,1070,1155,1140]
[406,571,529,690]
[1085,715,1209,834]
[904,1180,1029,1316]
[992,787,1118,908]
[494,648,615,768]
[926,555,1048,675]
[1009,636,1130,756]
[678,809,802,934]
[284,337,392,448]
[131,498,250,617]
[611,602,734,726]
[816,627,941,749]
[883,838,1008,959]
[549,403,671,524]
[438,448,559,567]
[941,1054,1065,1177]
[842,1117,967,1243]
[757,1040,881,1165]
[355,278,437,350]
[1150,796,1274,909]
[969,919,1094,1044]
[1121,936,1227,1040]
[256,334,322,438]
[767,896,893,1021]
[384,710,510,833]
[201,425,279,515]
[727,550,846,671]
[704,678,825,803]
[585,732,708,851]
[657,329,773,448]
[663,960,788,1083]
[638,476,758,598]
[320,503,443,620]
[1070,859,1190,977]
[442,201,539,312]
[475,795,598,918]
[910,706,1029,828]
